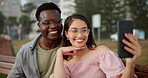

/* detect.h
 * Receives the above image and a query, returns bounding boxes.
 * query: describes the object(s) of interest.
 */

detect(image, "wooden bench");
[134,64,148,78]
[122,60,148,78]
[0,55,16,75]
[0,55,147,78]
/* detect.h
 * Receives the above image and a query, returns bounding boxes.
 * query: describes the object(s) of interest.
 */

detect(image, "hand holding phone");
[117,20,133,58]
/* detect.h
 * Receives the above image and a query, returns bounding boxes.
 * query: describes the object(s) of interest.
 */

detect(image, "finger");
[129,33,138,42]
[124,46,135,55]
[124,45,141,55]
[125,33,137,45]
[122,39,137,51]
[63,52,77,56]
[130,35,141,47]
[124,46,141,61]
[61,47,82,53]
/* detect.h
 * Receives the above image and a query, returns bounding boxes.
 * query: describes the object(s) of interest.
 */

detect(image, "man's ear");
[37,22,41,28]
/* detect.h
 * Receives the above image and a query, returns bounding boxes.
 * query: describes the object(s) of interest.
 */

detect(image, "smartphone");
[117,20,133,58]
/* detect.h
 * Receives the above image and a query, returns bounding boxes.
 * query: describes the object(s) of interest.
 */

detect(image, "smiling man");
[8,2,63,78]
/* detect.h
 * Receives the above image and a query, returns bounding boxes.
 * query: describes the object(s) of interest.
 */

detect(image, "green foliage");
[5,16,18,26]
[19,2,36,37]
[129,0,148,38]
[75,0,148,38]
[19,15,35,35]
[0,74,7,78]
[0,12,6,34]
[75,0,129,38]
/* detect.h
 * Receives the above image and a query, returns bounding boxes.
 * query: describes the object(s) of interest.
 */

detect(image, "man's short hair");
[35,2,61,21]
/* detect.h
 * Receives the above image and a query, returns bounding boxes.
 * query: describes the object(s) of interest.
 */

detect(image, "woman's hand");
[122,33,141,65]
[57,46,85,56]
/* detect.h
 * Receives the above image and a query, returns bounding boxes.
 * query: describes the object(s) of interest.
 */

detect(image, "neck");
[39,36,61,50]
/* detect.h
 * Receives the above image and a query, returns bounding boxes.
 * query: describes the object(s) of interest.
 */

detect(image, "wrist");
[126,63,135,69]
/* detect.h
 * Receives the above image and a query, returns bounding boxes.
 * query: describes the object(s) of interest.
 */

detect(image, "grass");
[0,39,148,77]
[12,39,148,65]
[96,40,148,65]
[11,40,31,55]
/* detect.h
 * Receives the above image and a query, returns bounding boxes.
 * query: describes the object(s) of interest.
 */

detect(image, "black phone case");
[117,20,133,58]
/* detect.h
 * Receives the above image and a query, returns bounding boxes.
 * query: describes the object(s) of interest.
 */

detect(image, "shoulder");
[17,39,37,55]
[94,45,111,55]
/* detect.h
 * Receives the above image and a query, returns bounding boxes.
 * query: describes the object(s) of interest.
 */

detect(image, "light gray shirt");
[8,34,60,78]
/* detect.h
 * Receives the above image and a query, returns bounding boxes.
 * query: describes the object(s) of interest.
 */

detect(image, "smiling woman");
[50,14,141,78]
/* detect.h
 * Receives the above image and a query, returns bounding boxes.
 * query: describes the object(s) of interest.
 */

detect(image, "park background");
[0,0,148,77]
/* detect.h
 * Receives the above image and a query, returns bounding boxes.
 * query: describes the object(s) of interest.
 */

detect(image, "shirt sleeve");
[98,50,137,78]
[49,63,70,78]
[7,47,26,78]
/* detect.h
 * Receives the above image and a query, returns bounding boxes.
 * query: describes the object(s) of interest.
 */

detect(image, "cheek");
[68,36,75,42]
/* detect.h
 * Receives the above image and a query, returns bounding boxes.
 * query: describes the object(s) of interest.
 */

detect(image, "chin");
[74,44,85,48]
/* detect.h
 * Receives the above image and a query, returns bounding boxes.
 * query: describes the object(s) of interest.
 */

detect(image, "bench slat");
[135,72,148,78]
[0,62,14,69]
[0,68,10,75]
[0,55,15,63]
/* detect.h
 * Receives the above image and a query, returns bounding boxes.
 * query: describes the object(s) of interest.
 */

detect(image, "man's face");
[38,10,63,41]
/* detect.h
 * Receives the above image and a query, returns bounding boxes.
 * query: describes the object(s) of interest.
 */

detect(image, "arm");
[53,48,67,78]
[121,33,141,78]
[7,48,26,78]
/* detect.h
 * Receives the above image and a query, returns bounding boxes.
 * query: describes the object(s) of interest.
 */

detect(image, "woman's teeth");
[76,40,83,42]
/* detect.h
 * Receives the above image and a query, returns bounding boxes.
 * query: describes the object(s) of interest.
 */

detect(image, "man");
[8,2,63,78]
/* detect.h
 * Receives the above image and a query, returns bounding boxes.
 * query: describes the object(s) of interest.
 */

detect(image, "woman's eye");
[82,29,87,32]
[71,30,77,32]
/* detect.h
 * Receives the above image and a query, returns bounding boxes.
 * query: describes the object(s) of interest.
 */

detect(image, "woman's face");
[66,19,90,48]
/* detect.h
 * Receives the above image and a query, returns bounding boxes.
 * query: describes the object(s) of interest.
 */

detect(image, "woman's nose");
[77,32,83,37]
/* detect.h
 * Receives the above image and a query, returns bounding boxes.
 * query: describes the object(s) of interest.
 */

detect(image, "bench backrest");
[0,55,16,74]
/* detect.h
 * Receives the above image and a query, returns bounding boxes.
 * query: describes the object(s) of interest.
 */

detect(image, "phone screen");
[117,20,133,58]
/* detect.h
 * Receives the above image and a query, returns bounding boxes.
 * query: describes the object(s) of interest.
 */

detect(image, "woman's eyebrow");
[69,26,87,29]
[82,27,88,29]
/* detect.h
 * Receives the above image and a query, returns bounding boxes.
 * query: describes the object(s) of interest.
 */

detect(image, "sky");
[20,0,28,6]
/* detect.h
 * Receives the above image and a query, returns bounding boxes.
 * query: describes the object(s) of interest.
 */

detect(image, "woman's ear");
[65,31,69,38]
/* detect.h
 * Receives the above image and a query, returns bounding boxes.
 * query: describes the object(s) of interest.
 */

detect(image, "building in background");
[0,0,22,18]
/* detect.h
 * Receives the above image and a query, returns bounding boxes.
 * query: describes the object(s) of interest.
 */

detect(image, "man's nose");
[49,22,56,28]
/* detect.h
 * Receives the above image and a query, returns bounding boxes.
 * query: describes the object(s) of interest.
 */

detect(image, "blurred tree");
[19,15,35,38]
[6,16,19,26]
[21,3,36,14]
[18,2,36,39]
[5,16,18,37]
[0,12,6,34]
[129,0,148,38]
[75,0,128,39]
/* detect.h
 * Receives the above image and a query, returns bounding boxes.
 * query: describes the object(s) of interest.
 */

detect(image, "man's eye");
[55,20,61,23]
[42,22,50,25]
[54,19,62,24]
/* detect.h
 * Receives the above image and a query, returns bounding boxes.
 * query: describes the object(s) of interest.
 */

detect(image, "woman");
[51,14,141,78]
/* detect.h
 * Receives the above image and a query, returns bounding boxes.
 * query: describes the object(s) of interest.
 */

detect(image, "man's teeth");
[76,40,83,42]
[50,31,57,33]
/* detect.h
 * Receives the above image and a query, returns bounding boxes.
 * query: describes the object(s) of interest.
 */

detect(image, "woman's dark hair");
[62,14,97,60]
[35,2,61,21]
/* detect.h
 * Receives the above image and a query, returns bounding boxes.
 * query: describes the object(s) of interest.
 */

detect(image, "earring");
[67,37,69,40]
